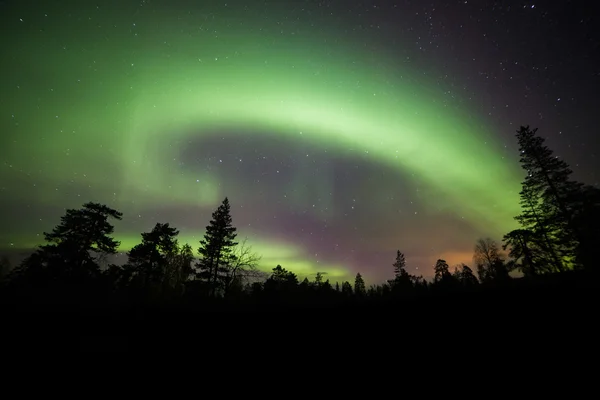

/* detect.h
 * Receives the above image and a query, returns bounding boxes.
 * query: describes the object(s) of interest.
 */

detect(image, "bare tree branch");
[225,237,263,292]
[473,237,502,268]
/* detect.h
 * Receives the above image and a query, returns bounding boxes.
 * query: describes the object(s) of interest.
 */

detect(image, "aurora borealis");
[1,0,598,283]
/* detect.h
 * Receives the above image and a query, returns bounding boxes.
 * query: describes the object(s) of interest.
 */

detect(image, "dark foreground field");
[2,271,597,353]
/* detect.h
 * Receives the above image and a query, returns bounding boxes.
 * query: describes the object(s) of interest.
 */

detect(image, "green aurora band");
[1,4,522,281]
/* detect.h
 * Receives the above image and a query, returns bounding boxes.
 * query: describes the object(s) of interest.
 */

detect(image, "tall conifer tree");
[196,197,238,296]
[509,126,585,270]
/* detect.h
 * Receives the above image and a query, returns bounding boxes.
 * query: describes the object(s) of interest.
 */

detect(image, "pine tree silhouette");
[341,281,353,296]
[354,272,366,296]
[502,229,548,276]
[433,259,453,286]
[510,125,589,270]
[126,222,180,290]
[15,202,122,285]
[196,197,238,297]
[457,264,479,286]
[393,250,407,278]
[264,265,298,293]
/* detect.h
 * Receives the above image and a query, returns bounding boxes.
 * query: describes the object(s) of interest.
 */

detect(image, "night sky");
[1,0,599,284]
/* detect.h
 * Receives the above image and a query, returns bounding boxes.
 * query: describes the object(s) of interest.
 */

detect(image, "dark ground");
[1,271,597,353]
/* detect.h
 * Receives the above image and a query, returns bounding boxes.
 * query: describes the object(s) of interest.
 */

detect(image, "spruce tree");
[390,250,413,292]
[393,250,407,278]
[354,272,366,295]
[196,197,238,296]
[511,126,585,270]
[513,183,563,272]
[502,229,550,276]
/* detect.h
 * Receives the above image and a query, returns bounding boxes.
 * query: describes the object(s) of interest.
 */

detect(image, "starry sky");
[1,0,599,284]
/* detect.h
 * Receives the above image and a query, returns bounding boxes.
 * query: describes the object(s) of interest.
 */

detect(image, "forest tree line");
[0,125,598,307]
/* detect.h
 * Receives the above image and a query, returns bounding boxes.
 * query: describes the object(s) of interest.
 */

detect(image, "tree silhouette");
[473,238,509,283]
[389,250,412,293]
[127,223,179,287]
[571,184,600,269]
[314,272,324,286]
[299,277,310,292]
[166,244,194,296]
[224,237,262,296]
[512,125,587,270]
[512,171,564,272]
[502,229,548,276]
[264,265,298,293]
[174,243,195,287]
[453,264,479,287]
[389,250,414,292]
[354,272,366,296]
[13,202,122,285]
[3,169,597,312]
[433,259,451,283]
[341,281,353,296]
[393,250,407,278]
[410,275,428,291]
[196,197,238,297]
